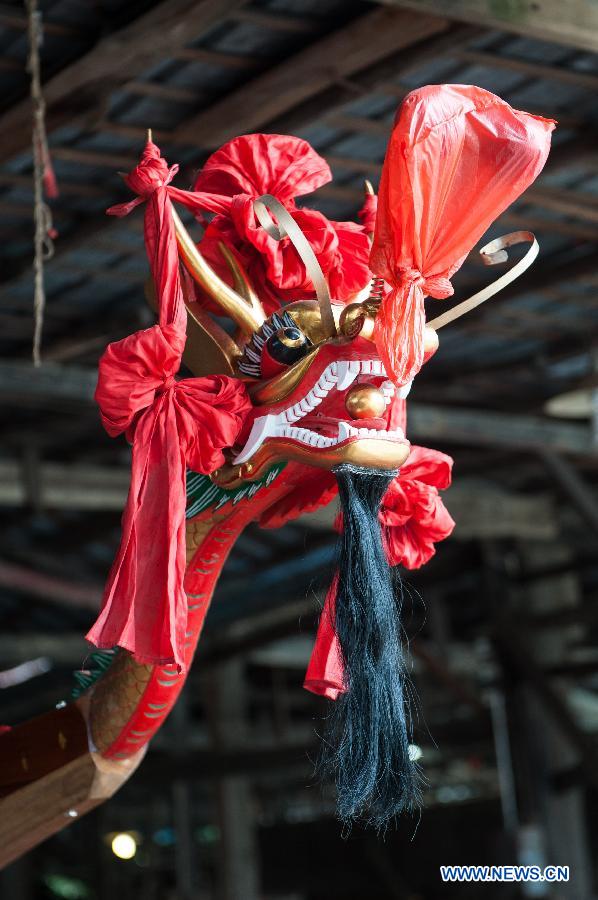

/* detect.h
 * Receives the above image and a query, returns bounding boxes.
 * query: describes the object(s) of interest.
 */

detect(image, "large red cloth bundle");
[370,84,555,385]
[86,142,251,670]
[192,134,374,312]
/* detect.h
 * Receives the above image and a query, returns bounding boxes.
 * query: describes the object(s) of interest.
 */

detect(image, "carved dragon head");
[172,195,439,497]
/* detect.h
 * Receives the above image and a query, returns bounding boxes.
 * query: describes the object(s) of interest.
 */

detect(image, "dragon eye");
[266,327,309,364]
[238,311,312,379]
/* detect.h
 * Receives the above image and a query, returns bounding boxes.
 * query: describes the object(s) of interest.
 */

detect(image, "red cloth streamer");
[190,134,374,313]
[370,84,555,386]
[304,446,455,698]
[86,140,251,670]
[304,576,344,700]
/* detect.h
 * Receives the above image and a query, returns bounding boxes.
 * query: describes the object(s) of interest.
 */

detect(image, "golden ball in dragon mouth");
[345,384,387,419]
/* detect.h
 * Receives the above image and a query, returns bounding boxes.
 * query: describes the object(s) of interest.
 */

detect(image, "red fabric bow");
[304,445,455,698]
[87,141,251,670]
[190,134,373,313]
[370,84,555,386]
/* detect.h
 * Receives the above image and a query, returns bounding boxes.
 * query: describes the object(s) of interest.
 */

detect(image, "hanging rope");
[26,0,56,367]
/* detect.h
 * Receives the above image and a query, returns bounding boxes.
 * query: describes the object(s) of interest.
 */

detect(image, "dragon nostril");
[345,384,386,419]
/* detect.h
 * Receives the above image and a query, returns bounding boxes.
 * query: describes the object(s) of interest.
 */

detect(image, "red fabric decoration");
[359,191,377,236]
[190,134,373,312]
[370,84,555,386]
[304,445,454,698]
[304,576,344,700]
[86,141,251,671]
[379,445,455,569]
[38,137,59,200]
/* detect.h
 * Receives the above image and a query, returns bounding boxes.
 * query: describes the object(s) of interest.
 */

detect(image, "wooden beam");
[408,403,593,456]
[173,7,448,144]
[537,448,598,534]
[326,154,383,175]
[172,46,258,69]
[502,210,598,243]
[0,461,128,511]
[0,559,101,611]
[453,48,598,93]
[523,186,598,225]
[0,0,247,166]
[494,621,598,789]
[49,146,142,170]
[376,0,598,53]
[0,362,97,405]
[316,184,598,241]
[122,80,198,104]
[0,7,79,37]
[231,8,314,33]
[266,22,480,135]
[0,171,107,199]
[444,483,556,540]
[0,634,88,666]
[325,113,392,137]
[0,22,475,294]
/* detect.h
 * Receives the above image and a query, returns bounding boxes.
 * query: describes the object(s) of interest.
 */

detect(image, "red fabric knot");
[157,373,176,394]
[107,140,179,218]
[397,267,454,300]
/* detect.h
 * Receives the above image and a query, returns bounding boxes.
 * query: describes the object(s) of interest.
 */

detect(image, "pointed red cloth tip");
[38,137,59,200]
[304,446,455,698]
[189,133,374,313]
[304,576,345,700]
[370,84,555,386]
[358,191,377,236]
[88,139,252,671]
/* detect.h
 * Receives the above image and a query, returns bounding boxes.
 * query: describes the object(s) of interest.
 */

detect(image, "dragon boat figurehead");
[172,192,443,489]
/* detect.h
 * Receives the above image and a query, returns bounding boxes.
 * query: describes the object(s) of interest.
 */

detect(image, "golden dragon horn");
[217,241,265,324]
[171,207,266,336]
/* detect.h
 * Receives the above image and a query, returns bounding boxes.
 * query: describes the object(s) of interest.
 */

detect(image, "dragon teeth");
[232,357,404,463]
[234,414,278,463]
[336,360,359,390]
[337,421,353,441]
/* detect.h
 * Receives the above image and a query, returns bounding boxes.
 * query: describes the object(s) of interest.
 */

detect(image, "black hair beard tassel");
[318,464,421,828]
